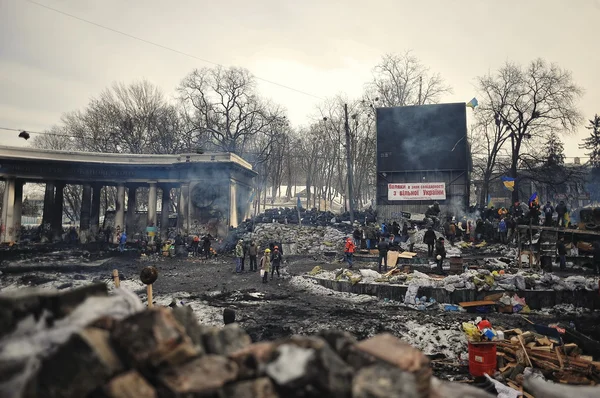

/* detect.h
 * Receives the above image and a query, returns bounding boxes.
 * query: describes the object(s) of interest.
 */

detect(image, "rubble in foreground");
[1,284,599,398]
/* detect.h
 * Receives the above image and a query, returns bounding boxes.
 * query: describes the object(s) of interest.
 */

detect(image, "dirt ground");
[2,248,599,380]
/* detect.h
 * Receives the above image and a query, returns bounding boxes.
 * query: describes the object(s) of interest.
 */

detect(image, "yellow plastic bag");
[462,322,482,342]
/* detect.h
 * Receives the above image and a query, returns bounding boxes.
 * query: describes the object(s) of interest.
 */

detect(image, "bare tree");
[476,59,584,202]
[368,51,452,107]
[178,66,285,155]
[469,110,512,205]
[62,80,188,154]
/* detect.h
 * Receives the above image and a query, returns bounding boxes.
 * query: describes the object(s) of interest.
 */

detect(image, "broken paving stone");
[202,323,252,356]
[354,333,431,398]
[26,327,123,398]
[104,370,156,398]
[111,308,200,370]
[158,355,238,397]
[267,336,353,398]
[352,363,419,398]
[228,342,276,379]
[317,329,357,362]
[219,377,279,398]
[171,305,206,355]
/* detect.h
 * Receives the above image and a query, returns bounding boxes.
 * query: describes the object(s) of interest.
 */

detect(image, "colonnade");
[0,179,188,243]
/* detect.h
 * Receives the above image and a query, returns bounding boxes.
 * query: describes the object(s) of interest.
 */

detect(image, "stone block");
[352,363,419,398]
[317,329,357,361]
[25,327,122,398]
[219,377,278,398]
[111,308,200,371]
[104,370,157,398]
[171,305,207,354]
[266,336,353,397]
[158,355,238,397]
[354,333,431,398]
[202,323,252,356]
[228,342,276,379]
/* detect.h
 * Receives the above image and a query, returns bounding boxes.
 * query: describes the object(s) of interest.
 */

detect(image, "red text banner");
[387,183,446,201]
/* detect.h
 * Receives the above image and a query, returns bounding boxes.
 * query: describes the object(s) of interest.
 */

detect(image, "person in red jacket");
[344,237,355,268]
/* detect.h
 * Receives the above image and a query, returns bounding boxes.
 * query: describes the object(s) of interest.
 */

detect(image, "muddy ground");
[1,248,600,380]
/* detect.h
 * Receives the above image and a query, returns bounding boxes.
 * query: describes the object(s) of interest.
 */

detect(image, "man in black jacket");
[543,201,554,227]
[556,201,568,227]
[377,237,389,272]
[435,237,447,274]
[423,227,436,257]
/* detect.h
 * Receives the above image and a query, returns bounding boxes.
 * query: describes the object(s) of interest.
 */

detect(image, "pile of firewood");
[497,328,600,391]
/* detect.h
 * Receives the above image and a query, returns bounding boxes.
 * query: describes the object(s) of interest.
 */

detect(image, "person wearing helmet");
[260,248,271,283]
[435,237,446,275]
[344,237,355,268]
[271,246,283,279]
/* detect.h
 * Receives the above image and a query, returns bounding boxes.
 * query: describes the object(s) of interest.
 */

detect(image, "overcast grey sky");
[1,0,598,156]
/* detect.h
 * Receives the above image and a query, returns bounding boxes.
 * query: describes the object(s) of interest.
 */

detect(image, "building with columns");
[0,146,255,243]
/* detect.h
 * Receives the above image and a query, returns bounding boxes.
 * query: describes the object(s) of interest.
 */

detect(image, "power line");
[25,0,324,100]
[0,126,74,138]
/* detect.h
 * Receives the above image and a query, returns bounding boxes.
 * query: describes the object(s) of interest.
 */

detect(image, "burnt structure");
[0,146,256,243]
[376,103,470,220]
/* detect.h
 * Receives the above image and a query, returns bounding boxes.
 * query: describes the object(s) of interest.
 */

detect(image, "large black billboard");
[376,103,468,172]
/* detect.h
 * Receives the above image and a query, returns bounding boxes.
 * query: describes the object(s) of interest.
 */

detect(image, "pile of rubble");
[1,284,507,398]
[248,207,377,226]
[309,267,600,293]
[242,224,348,255]
[497,328,600,387]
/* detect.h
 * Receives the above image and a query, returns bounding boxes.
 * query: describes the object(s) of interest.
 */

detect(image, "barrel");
[468,342,497,377]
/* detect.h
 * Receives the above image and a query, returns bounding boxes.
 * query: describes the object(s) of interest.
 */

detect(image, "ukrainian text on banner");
[387,183,446,201]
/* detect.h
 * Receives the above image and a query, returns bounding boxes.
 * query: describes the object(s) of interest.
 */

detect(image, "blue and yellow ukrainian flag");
[501,176,515,192]
[466,98,478,109]
[529,192,539,206]
[487,194,493,209]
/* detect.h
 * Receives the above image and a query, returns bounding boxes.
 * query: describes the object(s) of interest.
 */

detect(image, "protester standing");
[424,227,436,258]
[260,248,271,283]
[248,241,258,272]
[435,237,447,275]
[119,231,127,252]
[235,239,244,273]
[344,237,355,268]
[271,246,283,279]
[377,237,389,272]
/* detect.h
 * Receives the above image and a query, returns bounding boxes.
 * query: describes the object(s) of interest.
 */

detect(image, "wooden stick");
[520,315,534,325]
[555,346,564,369]
[147,284,153,308]
[518,335,533,367]
[112,269,120,288]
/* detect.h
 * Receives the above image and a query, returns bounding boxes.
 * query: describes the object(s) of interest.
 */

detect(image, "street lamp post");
[344,103,355,224]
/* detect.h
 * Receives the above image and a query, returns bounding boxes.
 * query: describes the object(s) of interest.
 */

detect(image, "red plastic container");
[468,342,497,377]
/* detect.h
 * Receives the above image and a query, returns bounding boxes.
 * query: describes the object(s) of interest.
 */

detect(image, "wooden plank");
[483,293,505,302]
[518,335,533,367]
[386,251,399,267]
[555,347,564,370]
[458,300,496,308]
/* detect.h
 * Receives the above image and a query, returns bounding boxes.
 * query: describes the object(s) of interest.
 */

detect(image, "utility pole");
[418,76,423,105]
[343,103,355,224]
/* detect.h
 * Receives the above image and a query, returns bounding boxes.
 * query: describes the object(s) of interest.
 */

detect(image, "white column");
[1,179,16,242]
[114,184,125,243]
[178,183,190,234]
[229,180,238,228]
[147,182,157,242]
